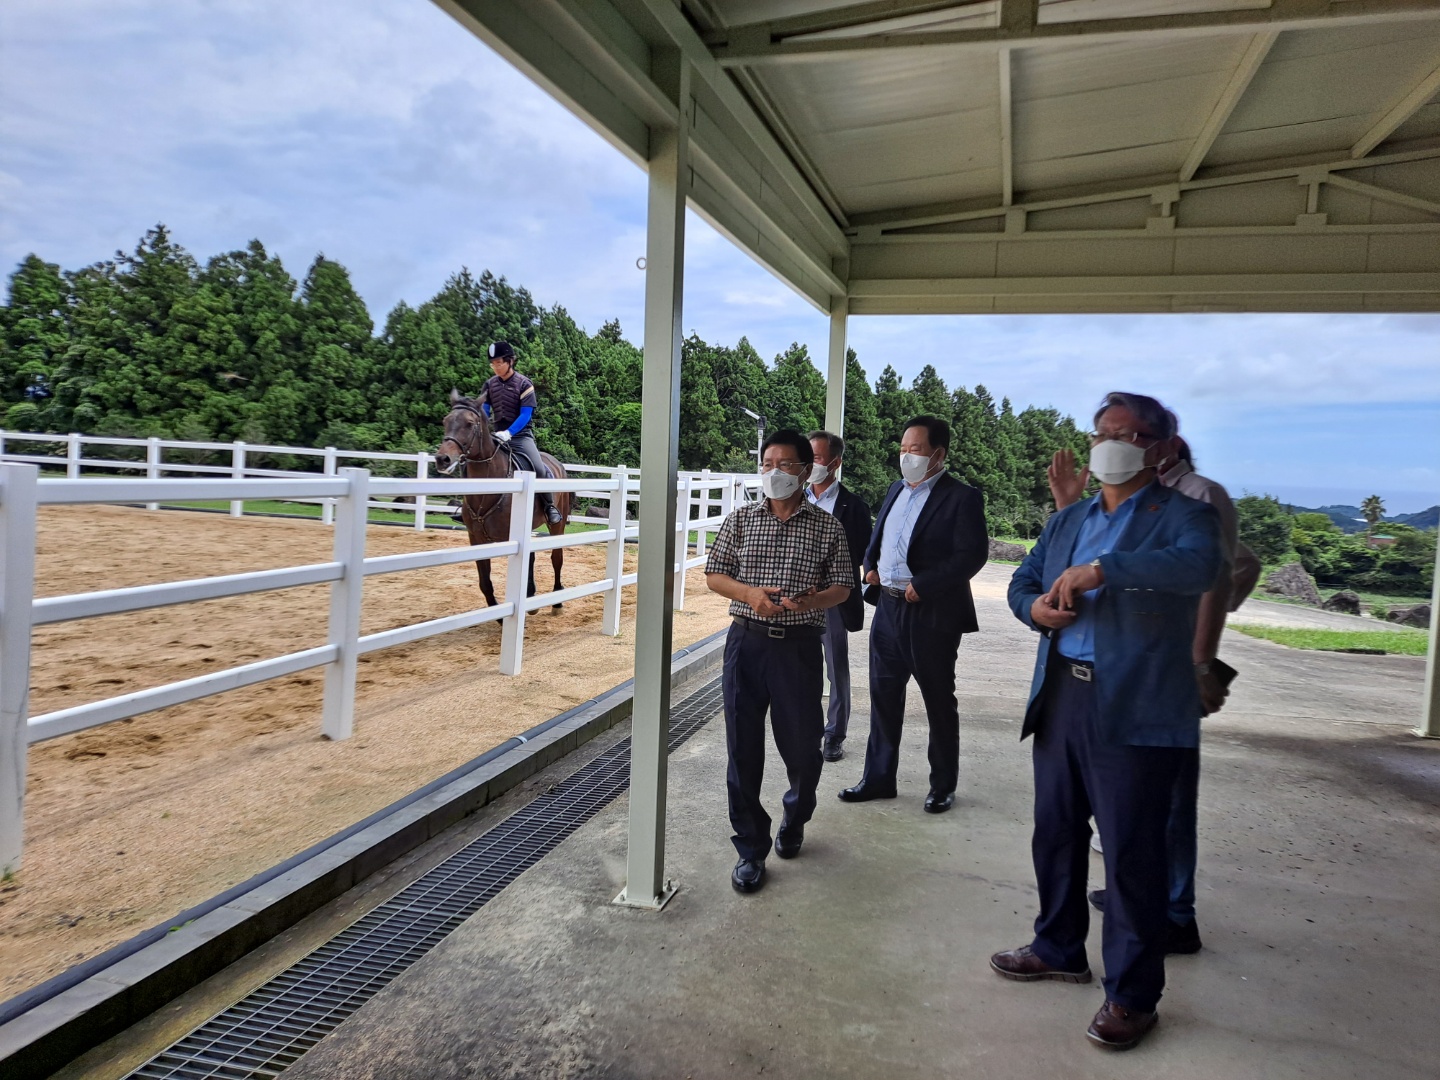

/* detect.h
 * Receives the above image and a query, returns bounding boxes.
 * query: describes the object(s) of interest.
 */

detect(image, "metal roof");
[436,0,1440,313]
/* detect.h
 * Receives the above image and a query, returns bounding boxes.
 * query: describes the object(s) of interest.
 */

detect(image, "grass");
[1228,623,1430,656]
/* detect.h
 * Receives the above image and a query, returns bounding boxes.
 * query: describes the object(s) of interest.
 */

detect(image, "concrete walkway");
[285,565,1439,1080]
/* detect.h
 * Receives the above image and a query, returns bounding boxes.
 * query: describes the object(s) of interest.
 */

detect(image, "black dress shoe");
[822,742,844,762]
[774,822,804,859]
[1089,888,1107,913]
[837,782,897,802]
[731,858,766,893]
[1167,918,1202,955]
[544,504,564,526]
[923,790,955,814]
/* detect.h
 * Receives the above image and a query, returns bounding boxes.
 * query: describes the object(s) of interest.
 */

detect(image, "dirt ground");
[1,505,732,1000]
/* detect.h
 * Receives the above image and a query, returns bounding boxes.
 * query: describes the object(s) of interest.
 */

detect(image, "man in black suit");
[839,415,988,813]
[806,431,873,762]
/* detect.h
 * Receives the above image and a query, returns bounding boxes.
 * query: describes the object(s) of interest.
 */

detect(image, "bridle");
[440,403,511,531]
[440,404,502,470]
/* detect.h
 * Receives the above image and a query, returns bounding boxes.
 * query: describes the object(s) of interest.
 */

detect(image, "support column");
[1419,533,1440,738]
[618,54,689,910]
[0,464,38,874]
[823,297,848,436]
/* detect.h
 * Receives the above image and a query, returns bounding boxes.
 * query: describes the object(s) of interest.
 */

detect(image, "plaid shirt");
[704,498,851,626]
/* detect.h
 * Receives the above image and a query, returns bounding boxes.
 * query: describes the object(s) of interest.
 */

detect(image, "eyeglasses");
[1088,430,1158,446]
[762,461,807,473]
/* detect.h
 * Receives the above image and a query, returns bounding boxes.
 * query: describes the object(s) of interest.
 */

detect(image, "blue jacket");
[864,472,989,635]
[1008,481,1222,747]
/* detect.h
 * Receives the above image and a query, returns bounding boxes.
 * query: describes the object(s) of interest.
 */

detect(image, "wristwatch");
[1194,661,1212,676]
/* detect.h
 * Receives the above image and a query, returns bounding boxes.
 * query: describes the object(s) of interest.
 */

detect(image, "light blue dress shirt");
[806,481,840,516]
[877,471,942,588]
[1055,490,1143,662]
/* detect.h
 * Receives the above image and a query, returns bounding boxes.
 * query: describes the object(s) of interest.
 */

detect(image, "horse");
[433,389,570,609]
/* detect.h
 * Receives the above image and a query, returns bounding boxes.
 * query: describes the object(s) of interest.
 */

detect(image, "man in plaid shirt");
[705,429,852,894]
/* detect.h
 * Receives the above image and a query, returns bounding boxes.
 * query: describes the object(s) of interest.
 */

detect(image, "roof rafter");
[708,0,1440,66]
[1351,61,1440,158]
[1180,30,1279,183]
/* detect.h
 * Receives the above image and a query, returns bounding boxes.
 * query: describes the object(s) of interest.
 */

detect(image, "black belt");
[732,618,824,640]
[1057,656,1094,683]
[881,585,908,599]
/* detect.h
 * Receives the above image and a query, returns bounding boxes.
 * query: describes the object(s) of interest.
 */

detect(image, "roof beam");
[1351,61,1440,158]
[709,0,1440,66]
[1325,171,1440,216]
[848,272,1440,298]
[1180,31,1279,183]
[850,144,1440,233]
[699,2,992,44]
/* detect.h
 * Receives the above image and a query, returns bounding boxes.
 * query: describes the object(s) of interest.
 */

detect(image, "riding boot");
[540,491,563,527]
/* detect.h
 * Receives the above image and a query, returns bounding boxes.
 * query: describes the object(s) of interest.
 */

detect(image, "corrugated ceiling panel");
[1013,36,1250,191]
[1208,24,1440,166]
[753,50,1003,213]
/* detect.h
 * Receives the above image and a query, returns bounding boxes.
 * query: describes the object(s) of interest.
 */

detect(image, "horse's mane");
[450,392,488,415]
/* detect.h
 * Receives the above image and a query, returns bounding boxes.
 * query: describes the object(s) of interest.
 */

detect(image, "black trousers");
[722,623,825,861]
[1029,659,1188,1013]
[860,592,963,794]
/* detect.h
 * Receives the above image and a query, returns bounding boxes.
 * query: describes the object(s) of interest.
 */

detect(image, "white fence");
[0,439,759,871]
[0,428,757,531]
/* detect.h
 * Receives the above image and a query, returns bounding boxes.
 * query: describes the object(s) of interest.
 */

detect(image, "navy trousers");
[821,606,850,747]
[1167,747,1201,924]
[722,623,826,861]
[860,593,963,795]
[1029,660,1187,1013]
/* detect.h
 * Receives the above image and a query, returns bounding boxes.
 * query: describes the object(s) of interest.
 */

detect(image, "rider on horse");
[481,340,564,526]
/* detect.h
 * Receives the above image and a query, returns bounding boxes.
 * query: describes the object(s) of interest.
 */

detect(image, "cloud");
[1,0,1437,509]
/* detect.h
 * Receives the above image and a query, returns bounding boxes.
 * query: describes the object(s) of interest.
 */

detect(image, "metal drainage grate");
[125,677,724,1079]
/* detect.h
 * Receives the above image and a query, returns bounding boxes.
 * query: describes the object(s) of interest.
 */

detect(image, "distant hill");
[1284,502,1440,533]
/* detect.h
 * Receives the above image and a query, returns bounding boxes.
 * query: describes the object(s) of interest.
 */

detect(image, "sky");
[2,0,1438,513]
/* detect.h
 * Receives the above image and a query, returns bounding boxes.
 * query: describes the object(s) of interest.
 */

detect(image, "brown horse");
[433,389,570,609]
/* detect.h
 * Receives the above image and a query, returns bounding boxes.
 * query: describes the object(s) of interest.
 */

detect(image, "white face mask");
[1088,439,1149,485]
[899,451,935,484]
[762,468,802,500]
[809,463,831,486]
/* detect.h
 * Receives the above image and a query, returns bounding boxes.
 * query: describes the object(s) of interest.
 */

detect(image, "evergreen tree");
[678,334,728,470]
[0,255,69,431]
[838,348,888,507]
[767,341,826,433]
[299,254,372,446]
[873,364,915,478]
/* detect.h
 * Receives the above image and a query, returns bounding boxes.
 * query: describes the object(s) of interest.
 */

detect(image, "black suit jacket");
[863,472,989,635]
[822,483,873,633]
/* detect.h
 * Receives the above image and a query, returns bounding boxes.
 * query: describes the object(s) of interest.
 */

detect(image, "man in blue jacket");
[989,392,1221,1052]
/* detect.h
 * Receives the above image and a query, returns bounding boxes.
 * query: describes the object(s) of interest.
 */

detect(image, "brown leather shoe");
[1086,1000,1158,1050]
[989,944,1092,983]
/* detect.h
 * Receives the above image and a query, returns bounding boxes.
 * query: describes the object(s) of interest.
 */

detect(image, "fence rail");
[0,428,757,530]
[0,444,757,872]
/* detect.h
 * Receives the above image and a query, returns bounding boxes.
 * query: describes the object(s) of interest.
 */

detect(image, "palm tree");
[1361,494,1386,531]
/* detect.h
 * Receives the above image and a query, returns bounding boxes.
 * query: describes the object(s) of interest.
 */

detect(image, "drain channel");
[125,678,724,1079]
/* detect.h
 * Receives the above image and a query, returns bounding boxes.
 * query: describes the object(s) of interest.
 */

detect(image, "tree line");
[1,225,1091,532]
[1235,494,1435,596]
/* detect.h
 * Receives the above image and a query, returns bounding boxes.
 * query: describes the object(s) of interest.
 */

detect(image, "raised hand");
[1048,448,1089,510]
